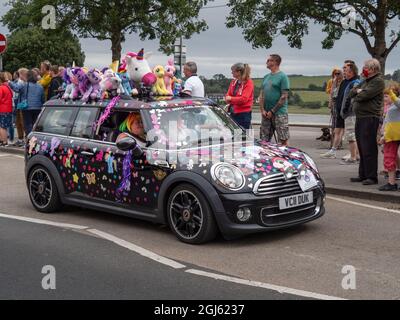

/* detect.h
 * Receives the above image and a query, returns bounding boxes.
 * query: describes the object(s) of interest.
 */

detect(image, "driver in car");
[118,112,147,147]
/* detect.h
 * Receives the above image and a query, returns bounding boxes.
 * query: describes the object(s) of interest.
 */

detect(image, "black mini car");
[25,96,325,244]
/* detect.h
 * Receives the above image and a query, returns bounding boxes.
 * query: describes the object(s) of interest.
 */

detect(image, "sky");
[0,0,399,78]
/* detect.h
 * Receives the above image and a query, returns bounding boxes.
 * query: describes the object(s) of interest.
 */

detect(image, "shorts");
[335,113,345,129]
[0,113,12,129]
[344,116,356,142]
[260,113,290,142]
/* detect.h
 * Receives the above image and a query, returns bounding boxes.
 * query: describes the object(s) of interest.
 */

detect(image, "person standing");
[47,65,63,100]
[259,54,290,146]
[0,72,13,146]
[38,60,52,101]
[182,61,205,97]
[339,63,361,164]
[378,87,400,191]
[325,68,343,146]
[22,70,45,135]
[9,68,28,146]
[321,61,355,158]
[224,63,254,129]
[349,59,385,185]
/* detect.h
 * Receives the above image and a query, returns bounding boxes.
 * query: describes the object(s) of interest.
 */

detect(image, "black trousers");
[355,116,380,181]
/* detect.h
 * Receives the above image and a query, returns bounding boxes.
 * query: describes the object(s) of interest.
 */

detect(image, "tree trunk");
[372,0,388,74]
[111,32,122,63]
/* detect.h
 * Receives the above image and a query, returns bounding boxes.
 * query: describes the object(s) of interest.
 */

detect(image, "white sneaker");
[320,150,336,159]
[342,153,351,160]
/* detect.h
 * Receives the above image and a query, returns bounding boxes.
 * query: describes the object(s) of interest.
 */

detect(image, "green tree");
[226,0,400,73]
[2,27,85,72]
[2,0,212,62]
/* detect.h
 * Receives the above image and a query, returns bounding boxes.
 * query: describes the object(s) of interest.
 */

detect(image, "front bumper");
[213,186,326,239]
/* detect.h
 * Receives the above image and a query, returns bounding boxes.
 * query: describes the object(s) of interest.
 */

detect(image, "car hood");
[146,140,319,189]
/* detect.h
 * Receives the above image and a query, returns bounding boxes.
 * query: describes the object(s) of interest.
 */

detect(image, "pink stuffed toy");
[164,58,176,95]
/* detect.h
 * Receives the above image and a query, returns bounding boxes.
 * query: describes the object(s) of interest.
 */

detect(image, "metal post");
[0,55,3,72]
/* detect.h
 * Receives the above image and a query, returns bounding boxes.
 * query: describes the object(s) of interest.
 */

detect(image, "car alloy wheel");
[28,166,61,213]
[167,184,218,244]
[170,190,203,240]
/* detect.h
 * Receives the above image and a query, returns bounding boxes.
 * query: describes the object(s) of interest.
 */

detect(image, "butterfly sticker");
[86,173,96,185]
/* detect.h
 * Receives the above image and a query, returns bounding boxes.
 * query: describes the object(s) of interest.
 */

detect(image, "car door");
[68,106,100,197]
[33,106,78,195]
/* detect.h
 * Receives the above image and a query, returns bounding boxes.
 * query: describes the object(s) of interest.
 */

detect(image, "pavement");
[1,126,398,203]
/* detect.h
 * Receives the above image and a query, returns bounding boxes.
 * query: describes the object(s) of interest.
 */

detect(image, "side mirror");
[116,133,143,158]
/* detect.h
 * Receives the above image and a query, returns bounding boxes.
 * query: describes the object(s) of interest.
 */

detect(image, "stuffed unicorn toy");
[62,67,76,100]
[82,68,102,102]
[164,59,176,95]
[152,65,170,95]
[125,48,156,88]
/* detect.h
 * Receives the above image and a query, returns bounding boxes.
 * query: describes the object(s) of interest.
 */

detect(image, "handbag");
[17,83,29,110]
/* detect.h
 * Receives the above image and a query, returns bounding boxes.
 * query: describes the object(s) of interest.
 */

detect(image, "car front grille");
[260,194,321,227]
[253,172,302,196]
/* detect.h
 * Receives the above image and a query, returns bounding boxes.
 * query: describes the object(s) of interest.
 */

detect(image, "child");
[379,87,400,191]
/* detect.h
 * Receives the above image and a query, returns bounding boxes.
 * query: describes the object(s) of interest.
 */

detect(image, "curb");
[252,122,330,128]
[325,185,400,204]
[0,146,24,156]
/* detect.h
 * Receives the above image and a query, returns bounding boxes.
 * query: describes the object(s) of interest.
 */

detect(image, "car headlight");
[303,152,319,173]
[211,163,245,191]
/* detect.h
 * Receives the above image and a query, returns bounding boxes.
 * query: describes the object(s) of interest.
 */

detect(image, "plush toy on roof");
[60,48,181,101]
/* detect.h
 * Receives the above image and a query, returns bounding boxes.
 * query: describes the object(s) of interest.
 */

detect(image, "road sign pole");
[0,55,2,72]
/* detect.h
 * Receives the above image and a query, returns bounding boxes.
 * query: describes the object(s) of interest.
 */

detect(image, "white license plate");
[279,192,313,210]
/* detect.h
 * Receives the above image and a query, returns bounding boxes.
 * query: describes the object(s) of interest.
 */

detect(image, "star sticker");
[73,173,79,184]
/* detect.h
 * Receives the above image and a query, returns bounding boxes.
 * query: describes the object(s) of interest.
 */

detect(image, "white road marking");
[0,153,24,159]
[327,196,400,215]
[87,229,186,269]
[185,269,345,300]
[0,212,89,230]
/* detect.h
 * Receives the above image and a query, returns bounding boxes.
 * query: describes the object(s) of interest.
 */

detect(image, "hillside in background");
[204,75,331,114]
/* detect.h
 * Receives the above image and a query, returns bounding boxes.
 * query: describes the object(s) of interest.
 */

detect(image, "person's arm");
[182,78,193,96]
[389,90,400,109]
[270,74,290,115]
[229,80,254,105]
[353,78,385,102]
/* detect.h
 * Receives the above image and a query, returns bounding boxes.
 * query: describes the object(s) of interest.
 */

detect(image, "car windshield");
[145,105,244,149]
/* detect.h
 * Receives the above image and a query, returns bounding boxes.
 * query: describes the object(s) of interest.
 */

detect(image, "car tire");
[167,184,218,244]
[28,166,62,213]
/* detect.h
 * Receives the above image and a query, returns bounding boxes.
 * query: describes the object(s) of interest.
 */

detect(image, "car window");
[35,107,76,136]
[71,108,99,139]
[93,111,130,143]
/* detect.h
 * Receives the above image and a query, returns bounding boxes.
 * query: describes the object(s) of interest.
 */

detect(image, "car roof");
[44,95,217,110]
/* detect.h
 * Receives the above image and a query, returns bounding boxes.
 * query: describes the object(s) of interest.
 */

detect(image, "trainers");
[378,183,398,191]
[342,153,351,160]
[320,150,336,159]
[396,170,400,180]
[340,158,358,165]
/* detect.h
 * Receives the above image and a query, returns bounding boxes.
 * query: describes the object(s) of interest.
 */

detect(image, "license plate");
[279,192,313,210]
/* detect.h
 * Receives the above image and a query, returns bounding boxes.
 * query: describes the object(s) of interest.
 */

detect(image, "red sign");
[0,34,7,54]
